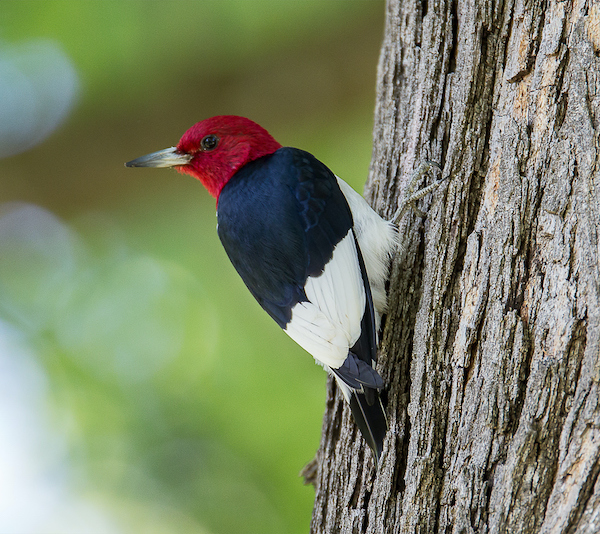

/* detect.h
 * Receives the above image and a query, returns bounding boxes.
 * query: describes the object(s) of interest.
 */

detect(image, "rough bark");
[310,1,600,533]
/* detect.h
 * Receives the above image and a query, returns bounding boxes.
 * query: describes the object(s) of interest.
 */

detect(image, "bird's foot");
[392,161,445,223]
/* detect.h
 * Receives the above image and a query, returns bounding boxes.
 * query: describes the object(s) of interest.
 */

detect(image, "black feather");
[217,147,352,328]
[349,390,388,464]
[217,146,389,463]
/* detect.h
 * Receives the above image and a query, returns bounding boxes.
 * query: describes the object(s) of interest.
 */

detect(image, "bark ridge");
[311,1,600,533]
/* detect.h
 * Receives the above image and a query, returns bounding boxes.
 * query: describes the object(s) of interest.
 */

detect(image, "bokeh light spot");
[0,39,79,158]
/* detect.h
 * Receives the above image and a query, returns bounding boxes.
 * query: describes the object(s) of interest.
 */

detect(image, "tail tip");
[349,390,388,466]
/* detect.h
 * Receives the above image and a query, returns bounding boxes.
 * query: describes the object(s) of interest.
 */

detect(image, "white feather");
[335,177,397,324]
[336,379,352,403]
[284,178,396,376]
[284,231,364,370]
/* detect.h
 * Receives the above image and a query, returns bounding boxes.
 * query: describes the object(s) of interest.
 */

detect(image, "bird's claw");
[392,161,445,223]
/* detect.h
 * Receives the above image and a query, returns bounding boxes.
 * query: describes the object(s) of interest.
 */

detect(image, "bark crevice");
[310,2,600,532]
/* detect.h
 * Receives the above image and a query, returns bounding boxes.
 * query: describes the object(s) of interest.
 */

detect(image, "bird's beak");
[125,147,192,168]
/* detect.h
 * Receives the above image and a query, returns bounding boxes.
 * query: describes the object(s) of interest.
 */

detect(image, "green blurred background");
[0,2,384,532]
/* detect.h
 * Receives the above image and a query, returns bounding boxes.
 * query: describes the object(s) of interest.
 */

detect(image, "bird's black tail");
[349,389,388,464]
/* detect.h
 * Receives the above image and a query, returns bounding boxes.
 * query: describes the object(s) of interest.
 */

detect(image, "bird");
[126,115,398,463]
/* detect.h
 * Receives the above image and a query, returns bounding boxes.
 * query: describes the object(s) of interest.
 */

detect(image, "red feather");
[176,116,282,199]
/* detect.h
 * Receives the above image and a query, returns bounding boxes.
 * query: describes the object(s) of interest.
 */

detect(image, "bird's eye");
[200,134,219,151]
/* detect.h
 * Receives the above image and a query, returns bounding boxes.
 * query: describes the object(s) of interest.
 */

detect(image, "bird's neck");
[213,142,282,200]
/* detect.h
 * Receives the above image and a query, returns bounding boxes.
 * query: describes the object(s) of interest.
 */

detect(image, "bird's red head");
[176,116,282,198]
[126,116,282,200]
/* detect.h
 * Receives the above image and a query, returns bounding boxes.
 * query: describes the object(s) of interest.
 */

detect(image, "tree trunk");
[310,1,600,532]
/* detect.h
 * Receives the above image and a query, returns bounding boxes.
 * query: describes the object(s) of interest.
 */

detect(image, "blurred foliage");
[0,1,384,533]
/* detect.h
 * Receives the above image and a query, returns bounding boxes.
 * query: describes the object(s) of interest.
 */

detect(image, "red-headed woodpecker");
[126,116,397,463]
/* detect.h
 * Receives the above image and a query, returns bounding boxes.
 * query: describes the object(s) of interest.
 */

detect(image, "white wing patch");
[335,177,397,321]
[284,231,365,370]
